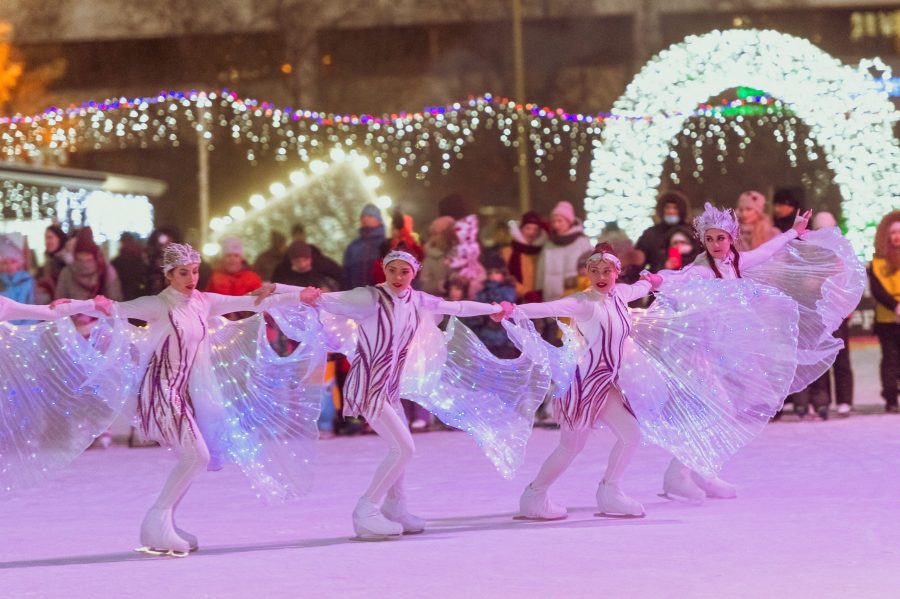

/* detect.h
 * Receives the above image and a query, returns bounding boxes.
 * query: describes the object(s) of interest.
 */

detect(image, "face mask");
[673,242,692,255]
[663,214,680,225]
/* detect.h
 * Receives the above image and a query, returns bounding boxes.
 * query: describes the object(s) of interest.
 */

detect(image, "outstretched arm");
[418,292,503,317]
[317,287,379,321]
[616,280,653,303]
[206,290,305,317]
[0,297,98,322]
[741,211,810,270]
[110,295,167,322]
[656,262,714,287]
[740,229,798,270]
[514,295,593,321]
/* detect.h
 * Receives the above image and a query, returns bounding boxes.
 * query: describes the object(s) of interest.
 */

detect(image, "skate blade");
[594,512,645,519]
[134,546,189,558]
[402,529,426,535]
[513,514,568,522]
[658,492,704,504]
[350,534,403,542]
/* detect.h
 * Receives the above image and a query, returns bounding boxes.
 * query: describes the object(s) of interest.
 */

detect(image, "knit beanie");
[550,201,576,225]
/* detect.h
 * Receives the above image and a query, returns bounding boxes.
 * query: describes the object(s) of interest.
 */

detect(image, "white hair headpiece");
[692,202,740,241]
[162,243,201,273]
[383,250,420,273]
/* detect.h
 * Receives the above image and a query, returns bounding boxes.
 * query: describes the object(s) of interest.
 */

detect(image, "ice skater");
[284,247,513,539]
[503,243,654,519]
[643,203,864,502]
[90,243,311,556]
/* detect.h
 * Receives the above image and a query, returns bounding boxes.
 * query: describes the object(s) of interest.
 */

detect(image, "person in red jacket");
[205,238,262,318]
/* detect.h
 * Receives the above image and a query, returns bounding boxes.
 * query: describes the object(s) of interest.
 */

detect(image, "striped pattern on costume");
[343,286,419,421]
[558,292,635,429]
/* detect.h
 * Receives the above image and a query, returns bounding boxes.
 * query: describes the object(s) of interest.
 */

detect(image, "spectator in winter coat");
[0,234,36,322]
[342,204,386,289]
[663,225,701,271]
[36,224,69,303]
[112,232,148,301]
[869,210,900,413]
[56,228,123,302]
[253,230,288,283]
[535,201,593,301]
[635,190,698,273]
[471,258,518,358]
[418,216,457,296]
[501,210,547,302]
[205,237,263,297]
[806,212,854,417]
[271,224,343,288]
[772,189,804,233]
[735,190,779,251]
[274,240,339,290]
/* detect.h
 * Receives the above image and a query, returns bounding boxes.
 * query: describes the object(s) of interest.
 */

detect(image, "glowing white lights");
[585,29,900,258]
[208,148,383,261]
[82,190,154,243]
[309,160,328,175]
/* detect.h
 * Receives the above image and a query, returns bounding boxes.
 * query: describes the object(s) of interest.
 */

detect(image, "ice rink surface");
[3,410,899,599]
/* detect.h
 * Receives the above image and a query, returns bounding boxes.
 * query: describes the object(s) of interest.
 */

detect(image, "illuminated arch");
[584,29,900,257]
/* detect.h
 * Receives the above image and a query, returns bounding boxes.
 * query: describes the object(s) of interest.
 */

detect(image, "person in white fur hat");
[735,190,779,251]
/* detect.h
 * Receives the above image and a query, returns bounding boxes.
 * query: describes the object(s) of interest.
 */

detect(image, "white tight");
[531,388,640,491]
[151,429,211,511]
[362,405,416,503]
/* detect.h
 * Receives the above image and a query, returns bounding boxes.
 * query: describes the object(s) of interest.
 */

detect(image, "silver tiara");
[692,202,740,241]
[162,243,201,273]
[383,250,420,272]
[586,252,622,271]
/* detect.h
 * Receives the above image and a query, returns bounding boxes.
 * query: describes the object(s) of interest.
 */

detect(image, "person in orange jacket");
[205,237,262,297]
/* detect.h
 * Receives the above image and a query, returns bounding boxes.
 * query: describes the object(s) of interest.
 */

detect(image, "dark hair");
[390,208,405,232]
[707,246,742,279]
[387,241,412,257]
[874,210,900,274]
[446,275,470,296]
[45,224,68,255]
[592,241,618,257]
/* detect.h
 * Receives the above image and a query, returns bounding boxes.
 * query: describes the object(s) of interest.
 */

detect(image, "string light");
[585,29,900,259]
[0,30,892,257]
[0,88,820,185]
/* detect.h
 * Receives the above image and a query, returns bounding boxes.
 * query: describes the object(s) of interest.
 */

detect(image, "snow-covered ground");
[3,408,899,599]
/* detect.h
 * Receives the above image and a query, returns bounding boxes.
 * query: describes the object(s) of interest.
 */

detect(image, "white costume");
[654,204,865,500]
[0,297,114,493]
[515,279,653,519]
[274,250,552,538]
